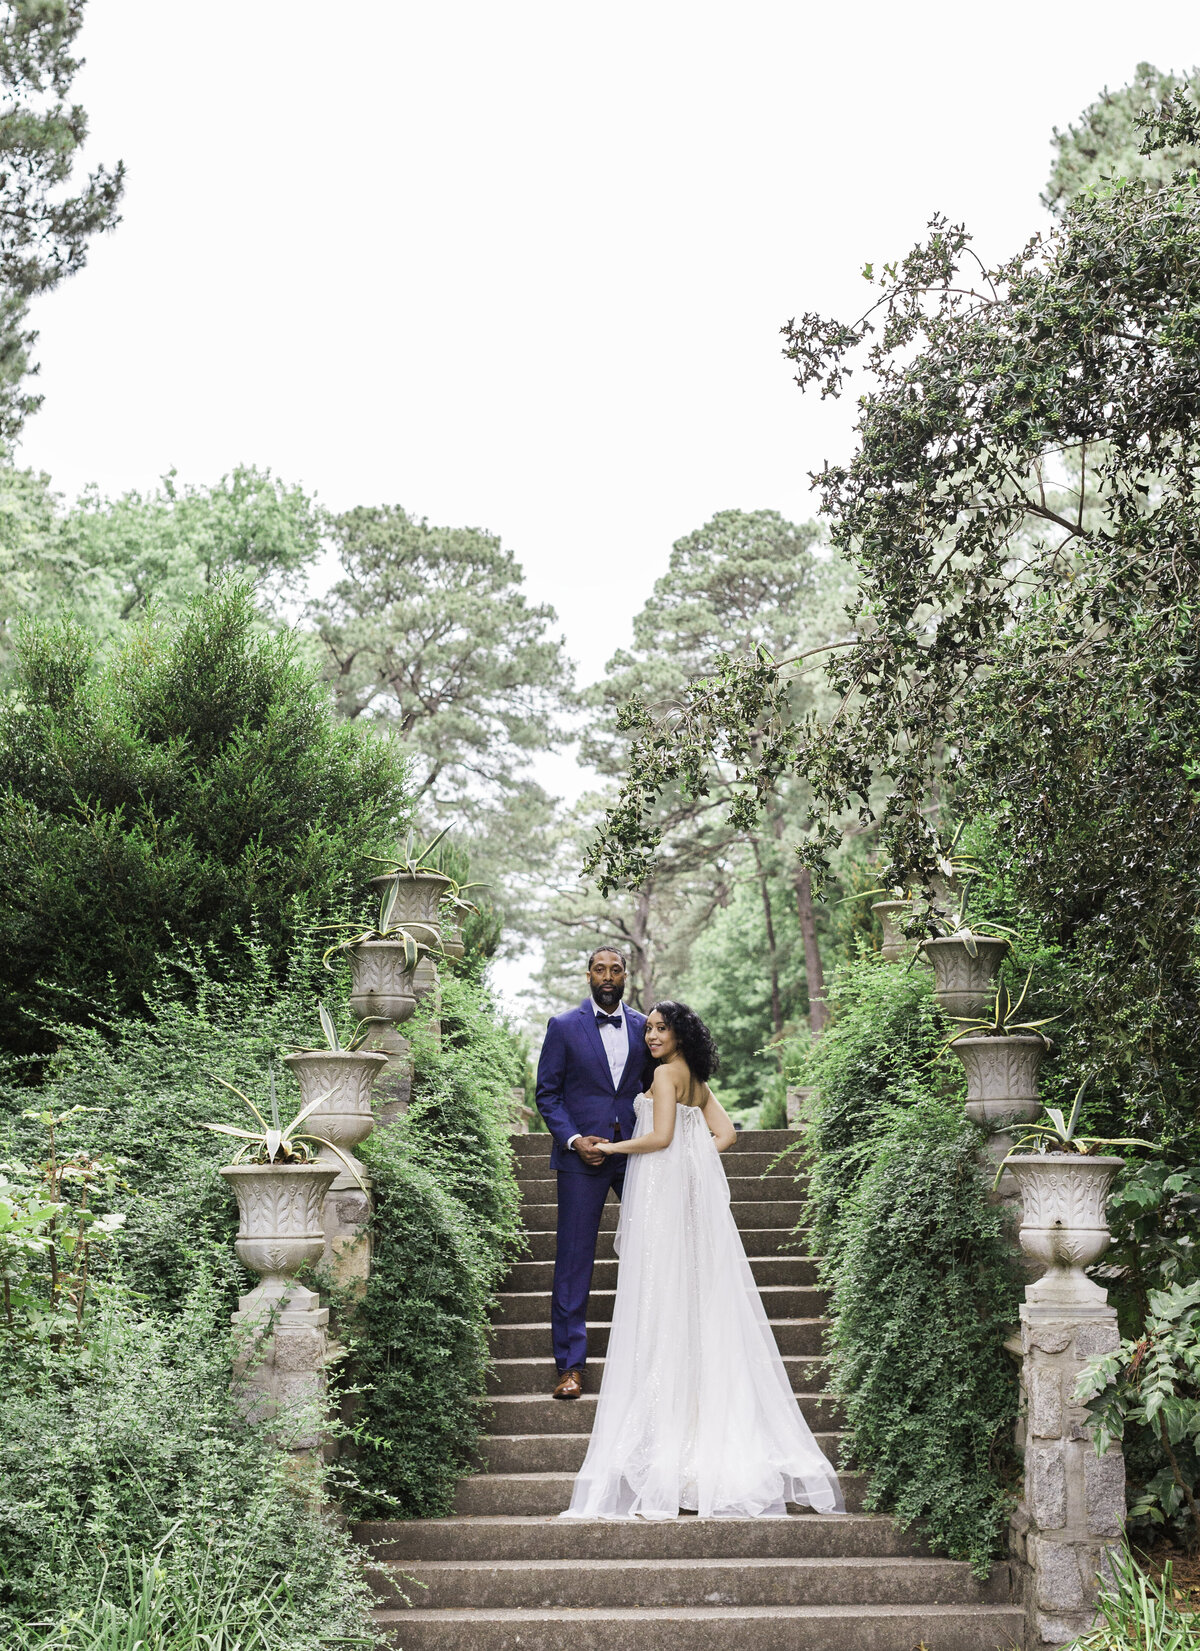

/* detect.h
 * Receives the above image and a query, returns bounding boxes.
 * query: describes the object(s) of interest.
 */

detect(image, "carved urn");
[949,1034,1046,1129]
[871,900,911,964]
[348,939,420,1024]
[1006,1154,1123,1310]
[922,935,1008,1019]
[219,1162,338,1300]
[282,1049,389,1181]
[370,871,453,948]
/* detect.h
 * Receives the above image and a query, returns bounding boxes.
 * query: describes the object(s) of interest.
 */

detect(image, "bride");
[561,1000,843,1521]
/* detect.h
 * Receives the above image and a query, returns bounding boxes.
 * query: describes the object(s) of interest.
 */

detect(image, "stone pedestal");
[786,1085,814,1127]
[1011,1285,1125,1646]
[354,1020,413,1121]
[231,1280,332,1453]
[322,1175,374,1293]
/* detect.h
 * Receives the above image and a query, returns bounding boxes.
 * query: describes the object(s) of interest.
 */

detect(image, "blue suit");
[535,998,654,1371]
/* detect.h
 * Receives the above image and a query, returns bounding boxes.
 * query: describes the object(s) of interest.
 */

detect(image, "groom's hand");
[573,1134,606,1167]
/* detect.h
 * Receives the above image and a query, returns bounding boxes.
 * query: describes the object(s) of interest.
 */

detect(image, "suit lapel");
[616,1009,644,1092]
[579,1001,616,1091]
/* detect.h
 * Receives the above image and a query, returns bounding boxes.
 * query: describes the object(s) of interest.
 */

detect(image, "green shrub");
[826,1098,1022,1573]
[0,1276,377,1648]
[348,974,524,1515]
[788,955,1021,1573]
[795,952,955,1253]
[0,582,410,1055]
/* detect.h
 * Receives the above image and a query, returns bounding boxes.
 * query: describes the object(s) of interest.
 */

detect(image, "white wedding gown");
[562,1096,844,1520]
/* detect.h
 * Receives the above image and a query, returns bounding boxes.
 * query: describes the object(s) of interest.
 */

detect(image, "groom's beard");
[592,984,624,1010]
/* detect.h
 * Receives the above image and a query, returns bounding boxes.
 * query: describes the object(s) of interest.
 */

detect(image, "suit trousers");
[552,1158,625,1372]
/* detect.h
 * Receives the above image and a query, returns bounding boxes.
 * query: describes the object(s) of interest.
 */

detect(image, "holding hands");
[572,1134,609,1166]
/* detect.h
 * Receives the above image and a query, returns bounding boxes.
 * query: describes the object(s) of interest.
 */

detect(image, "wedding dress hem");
[559,1097,844,1523]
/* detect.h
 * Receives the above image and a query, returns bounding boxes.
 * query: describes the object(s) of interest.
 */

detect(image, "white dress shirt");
[568,1000,629,1152]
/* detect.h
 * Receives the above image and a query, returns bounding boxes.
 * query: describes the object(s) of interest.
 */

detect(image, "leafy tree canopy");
[0,581,410,1053]
[1044,61,1200,212]
[308,504,572,817]
[535,510,846,1031]
[589,88,1200,1140]
[0,463,326,684]
[0,1,124,438]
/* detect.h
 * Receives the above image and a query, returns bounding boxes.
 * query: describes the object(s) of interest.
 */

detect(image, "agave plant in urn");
[322,879,430,1026]
[997,1080,1150,1316]
[943,969,1060,1131]
[204,1063,362,1309]
[364,827,455,948]
[919,888,1014,1020]
[282,1003,389,1188]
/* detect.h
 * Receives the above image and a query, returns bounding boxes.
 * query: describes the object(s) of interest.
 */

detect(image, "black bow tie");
[595,1012,622,1029]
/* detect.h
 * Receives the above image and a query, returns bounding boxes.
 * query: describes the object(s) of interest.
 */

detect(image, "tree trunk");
[795,864,829,1035]
[752,841,784,1037]
[629,883,656,1011]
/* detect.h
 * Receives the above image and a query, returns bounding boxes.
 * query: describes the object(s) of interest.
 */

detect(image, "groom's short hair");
[587,943,628,970]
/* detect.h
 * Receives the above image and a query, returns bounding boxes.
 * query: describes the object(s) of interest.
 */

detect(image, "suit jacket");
[535,999,655,1172]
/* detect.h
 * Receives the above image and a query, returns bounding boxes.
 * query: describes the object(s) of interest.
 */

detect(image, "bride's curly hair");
[647,1000,720,1084]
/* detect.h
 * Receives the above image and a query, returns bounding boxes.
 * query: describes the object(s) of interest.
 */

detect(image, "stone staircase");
[356,1128,1023,1649]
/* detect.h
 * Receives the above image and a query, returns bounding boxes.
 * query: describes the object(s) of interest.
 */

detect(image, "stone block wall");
[1011,1306,1124,1645]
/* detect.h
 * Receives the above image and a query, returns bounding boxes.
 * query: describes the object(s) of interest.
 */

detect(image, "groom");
[534,945,654,1399]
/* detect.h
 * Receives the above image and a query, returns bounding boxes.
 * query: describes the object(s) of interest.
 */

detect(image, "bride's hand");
[593,1139,614,1155]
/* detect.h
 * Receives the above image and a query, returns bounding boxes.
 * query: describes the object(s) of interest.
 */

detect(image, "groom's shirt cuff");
[567,1134,580,1151]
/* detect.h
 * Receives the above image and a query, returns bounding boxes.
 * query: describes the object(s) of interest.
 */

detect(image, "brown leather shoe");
[553,1367,583,1400]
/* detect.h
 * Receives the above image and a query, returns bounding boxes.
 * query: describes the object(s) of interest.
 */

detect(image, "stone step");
[491,1284,829,1327]
[369,1556,1011,1610]
[491,1317,828,1361]
[501,1255,822,1293]
[475,1431,844,1474]
[481,1391,846,1436]
[373,1604,1024,1650]
[511,1129,806,1156]
[519,1227,809,1262]
[487,1354,829,1397]
[452,1470,872,1518]
[521,1200,807,1232]
[518,1172,807,1202]
[354,1513,926,1563]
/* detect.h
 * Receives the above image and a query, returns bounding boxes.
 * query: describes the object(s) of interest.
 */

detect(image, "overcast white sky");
[17,1,1199,704]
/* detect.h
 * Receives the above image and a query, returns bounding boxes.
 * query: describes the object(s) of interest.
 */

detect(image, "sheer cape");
[562,1095,843,1520]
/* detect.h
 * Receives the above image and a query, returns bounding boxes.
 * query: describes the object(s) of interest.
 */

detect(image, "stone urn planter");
[348,938,420,1024]
[282,1049,389,1181]
[922,934,1008,1018]
[370,870,453,948]
[871,900,911,964]
[1006,1154,1123,1312]
[219,1162,339,1303]
[949,1034,1046,1130]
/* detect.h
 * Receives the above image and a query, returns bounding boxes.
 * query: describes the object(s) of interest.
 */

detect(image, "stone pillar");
[1010,1271,1125,1644]
[231,1281,332,1455]
[354,1018,413,1122]
[786,1085,814,1127]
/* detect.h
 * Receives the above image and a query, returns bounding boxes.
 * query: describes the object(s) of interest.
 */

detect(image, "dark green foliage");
[0,1276,377,1647]
[791,957,1021,1573]
[0,583,410,1055]
[588,90,1200,1163]
[0,2,124,439]
[826,1099,1022,1575]
[798,954,955,1252]
[0,929,356,1314]
[348,975,525,1515]
[0,935,525,1623]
